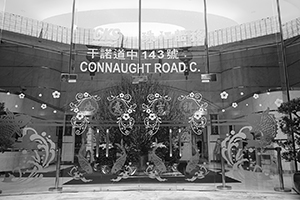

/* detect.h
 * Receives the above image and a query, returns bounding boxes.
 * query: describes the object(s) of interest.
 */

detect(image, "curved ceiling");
[1,0,300,36]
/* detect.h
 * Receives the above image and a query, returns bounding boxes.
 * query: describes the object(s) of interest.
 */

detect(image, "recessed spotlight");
[6,92,10,95]
[32,107,35,109]
[240,92,244,95]
[53,110,57,113]
[39,93,43,97]
[15,105,18,108]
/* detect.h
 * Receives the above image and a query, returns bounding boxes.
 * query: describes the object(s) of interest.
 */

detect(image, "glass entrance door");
[62,83,219,189]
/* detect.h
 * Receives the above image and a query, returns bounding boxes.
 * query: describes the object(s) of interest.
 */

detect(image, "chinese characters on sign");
[92,28,206,47]
[86,48,179,60]
[80,48,201,74]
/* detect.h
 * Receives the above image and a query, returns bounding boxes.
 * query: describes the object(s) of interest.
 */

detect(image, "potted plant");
[277,98,300,194]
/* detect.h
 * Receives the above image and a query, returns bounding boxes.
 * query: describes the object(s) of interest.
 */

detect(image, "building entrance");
[63,79,225,185]
[68,125,211,184]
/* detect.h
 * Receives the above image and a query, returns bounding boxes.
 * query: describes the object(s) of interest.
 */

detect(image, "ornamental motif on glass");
[142,93,171,136]
[107,93,137,135]
[178,92,208,135]
[70,92,100,135]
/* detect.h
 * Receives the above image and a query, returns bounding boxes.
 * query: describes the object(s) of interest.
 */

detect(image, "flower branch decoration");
[253,93,259,99]
[232,102,238,108]
[52,91,60,99]
[70,92,100,135]
[19,93,25,99]
[41,104,47,109]
[142,93,171,136]
[107,93,137,135]
[178,92,208,135]
[220,91,228,99]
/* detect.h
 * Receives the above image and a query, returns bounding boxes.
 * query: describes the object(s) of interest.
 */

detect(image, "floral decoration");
[178,92,208,135]
[19,93,25,99]
[52,91,60,99]
[220,91,229,99]
[70,92,100,135]
[142,93,171,136]
[107,93,137,135]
